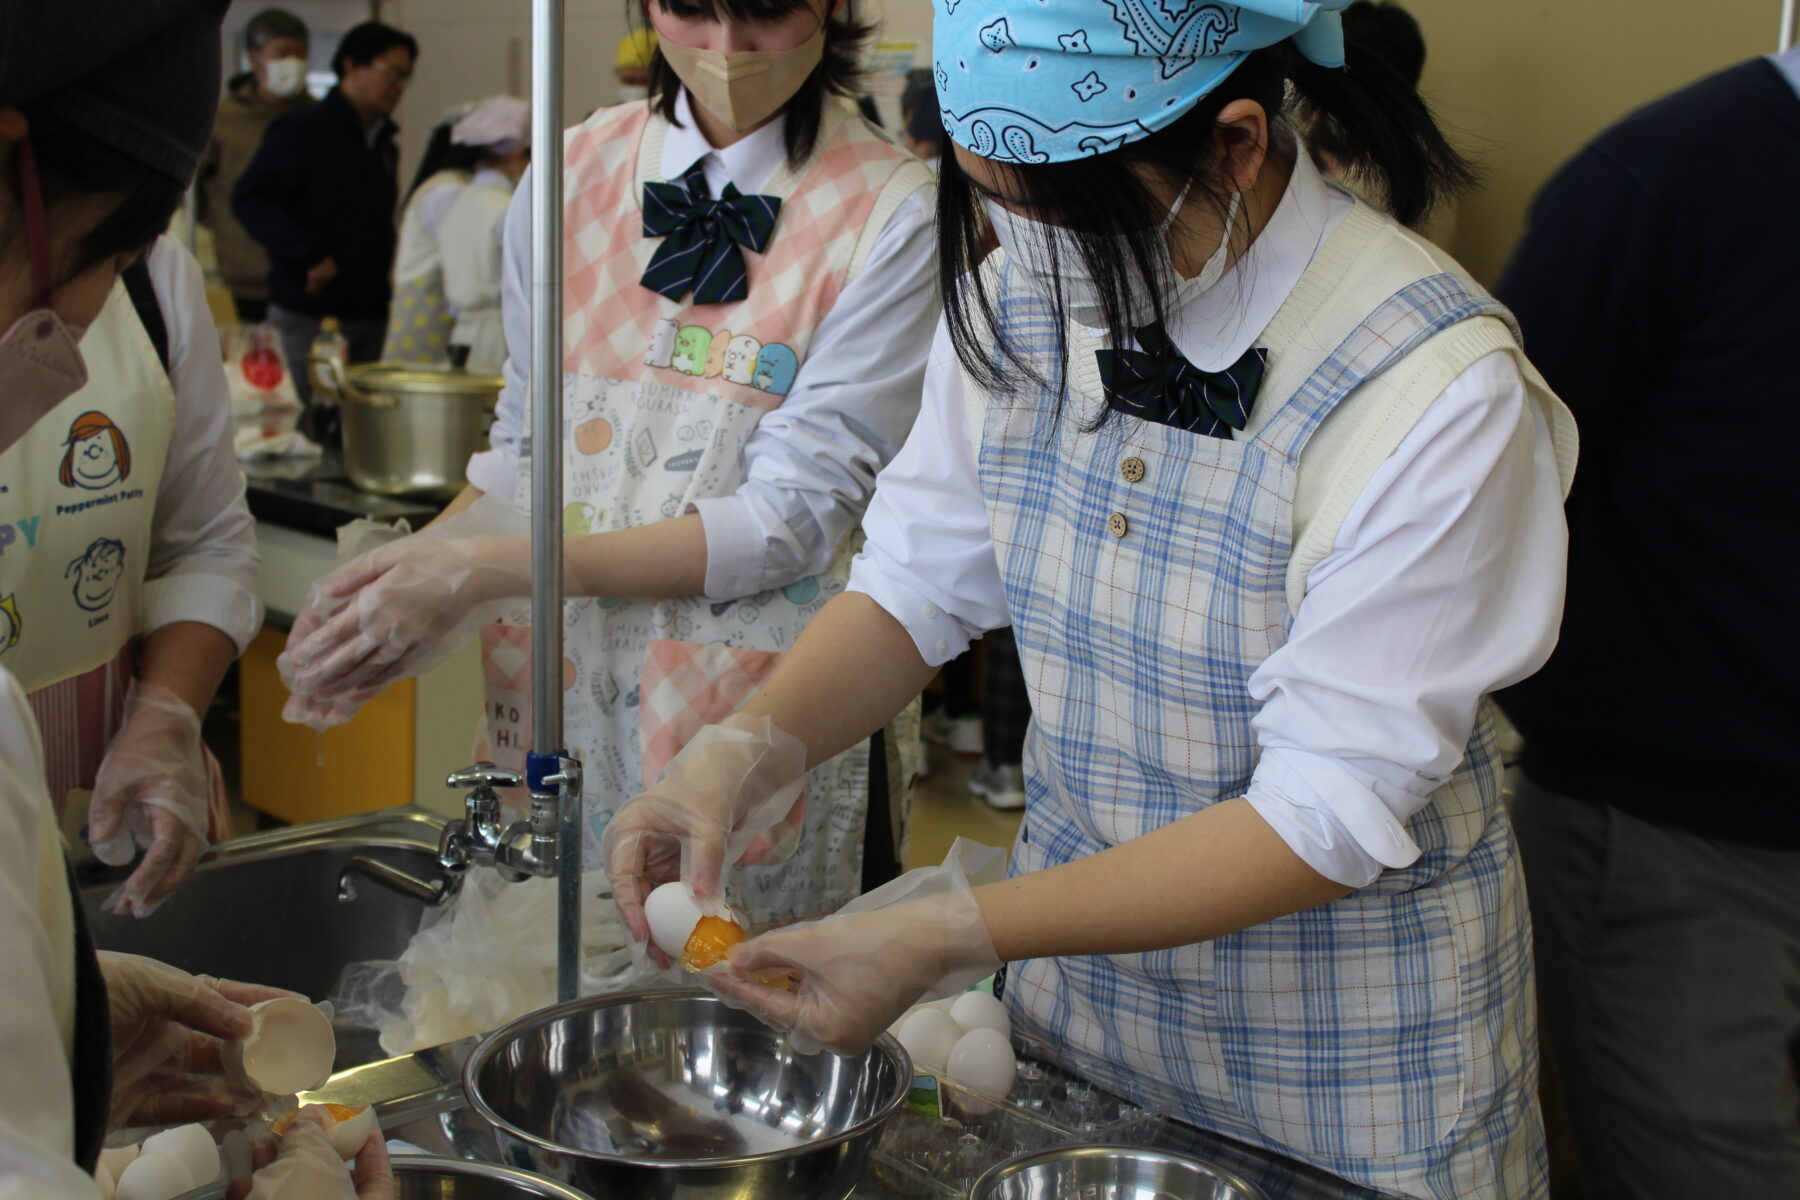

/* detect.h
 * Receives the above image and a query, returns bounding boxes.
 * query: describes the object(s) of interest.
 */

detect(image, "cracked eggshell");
[224,998,335,1095]
[643,881,742,960]
[329,1105,375,1159]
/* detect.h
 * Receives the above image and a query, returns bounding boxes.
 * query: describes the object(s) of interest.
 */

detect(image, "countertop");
[242,451,444,539]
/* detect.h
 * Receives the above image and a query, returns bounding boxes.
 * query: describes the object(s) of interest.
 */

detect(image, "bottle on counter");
[300,317,349,449]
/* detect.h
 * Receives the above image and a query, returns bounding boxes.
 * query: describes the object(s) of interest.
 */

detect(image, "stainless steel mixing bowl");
[970,1145,1270,1200]
[463,988,911,1200]
[391,1156,595,1199]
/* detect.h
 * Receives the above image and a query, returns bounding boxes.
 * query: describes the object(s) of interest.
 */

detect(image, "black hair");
[902,67,941,147]
[332,21,419,80]
[1340,1,1425,87]
[403,121,486,204]
[639,0,871,169]
[246,8,309,53]
[1,106,185,285]
[940,34,1476,409]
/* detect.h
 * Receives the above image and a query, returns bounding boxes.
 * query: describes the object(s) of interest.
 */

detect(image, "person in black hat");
[233,20,419,405]
[1,3,393,1195]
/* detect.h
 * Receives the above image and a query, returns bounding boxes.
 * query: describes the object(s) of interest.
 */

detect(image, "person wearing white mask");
[0,4,390,1196]
[601,2,1580,1197]
[279,0,938,938]
[197,8,314,324]
[436,97,530,373]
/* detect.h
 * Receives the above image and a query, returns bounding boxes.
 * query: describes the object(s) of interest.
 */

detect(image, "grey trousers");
[268,304,387,404]
[1512,776,1800,1199]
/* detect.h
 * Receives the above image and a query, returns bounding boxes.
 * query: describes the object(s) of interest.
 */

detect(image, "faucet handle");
[447,763,524,792]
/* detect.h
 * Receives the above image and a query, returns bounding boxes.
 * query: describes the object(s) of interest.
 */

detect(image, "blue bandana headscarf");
[935,0,1351,164]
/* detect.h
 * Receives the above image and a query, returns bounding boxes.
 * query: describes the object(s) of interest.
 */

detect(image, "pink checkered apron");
[478,100,929,924]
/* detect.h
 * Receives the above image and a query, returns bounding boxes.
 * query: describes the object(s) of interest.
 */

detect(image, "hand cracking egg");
[270,1103,375,1159]
[643,881,748,970]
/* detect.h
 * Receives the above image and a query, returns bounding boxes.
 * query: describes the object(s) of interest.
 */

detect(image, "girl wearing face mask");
[279,0,937,938]
[1,4,390,1197]
[603,2,1580,1197]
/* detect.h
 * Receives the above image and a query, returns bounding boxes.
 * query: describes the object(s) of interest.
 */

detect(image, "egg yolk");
[681,915,747,971]
[271,1103,366,1137]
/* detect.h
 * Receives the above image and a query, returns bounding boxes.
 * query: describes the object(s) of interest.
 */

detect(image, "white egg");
[948,990,1011,1038]
[93,1159,115,1200]
[945,1027,1017,1098]
[114,1152,195,1200]
[643,881,706,959]
[225,997,336,1095]
[97,1144,140,1182]
[328,1106,376,1159]
[893,1007,962,1074]
[140,1124,220,1186]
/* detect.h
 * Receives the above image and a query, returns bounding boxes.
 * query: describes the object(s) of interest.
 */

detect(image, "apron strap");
[64,856,112,1172]
[121,259,170,375]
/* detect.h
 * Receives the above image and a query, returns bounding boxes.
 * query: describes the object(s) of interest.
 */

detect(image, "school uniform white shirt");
[849,152,1569,888]
[468,91,938,600]
[135,237,262,651]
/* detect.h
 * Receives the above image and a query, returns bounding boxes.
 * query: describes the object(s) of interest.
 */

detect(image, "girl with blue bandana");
[610,3,1578,1196]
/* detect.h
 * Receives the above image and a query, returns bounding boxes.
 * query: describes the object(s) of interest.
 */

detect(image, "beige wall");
[1406,0,1781,282]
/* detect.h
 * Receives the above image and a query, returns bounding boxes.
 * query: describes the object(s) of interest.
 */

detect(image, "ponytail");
[1283,30,1475,227]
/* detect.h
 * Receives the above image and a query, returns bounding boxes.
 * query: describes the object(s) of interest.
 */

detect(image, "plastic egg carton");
[868,1033,1168,1198]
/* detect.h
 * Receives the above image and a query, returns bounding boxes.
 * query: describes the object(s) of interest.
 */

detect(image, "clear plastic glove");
[278,493,531,729]
[101,952,296,1130]
[604,713,809,968]
[88,683,211,918]
[707,846,1003,1056]
[232,1106,392,1200]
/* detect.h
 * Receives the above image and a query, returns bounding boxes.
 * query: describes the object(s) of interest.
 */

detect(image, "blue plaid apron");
[979,253,1546,1198]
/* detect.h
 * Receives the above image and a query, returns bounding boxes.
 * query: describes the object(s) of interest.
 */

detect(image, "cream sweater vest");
[967,201,1578,612]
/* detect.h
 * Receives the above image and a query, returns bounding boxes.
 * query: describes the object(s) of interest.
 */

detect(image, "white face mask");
[617,84,650,103]
[985,183,1241,331]
[262,56,308,99]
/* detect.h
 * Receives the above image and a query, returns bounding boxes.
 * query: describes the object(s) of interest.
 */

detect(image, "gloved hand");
[707,848,1002,1056]
[88,682,211,918]
[101,952,296,1130]
[232,1106,392,1200]
[605,713,809,968]
[278,493,532,729]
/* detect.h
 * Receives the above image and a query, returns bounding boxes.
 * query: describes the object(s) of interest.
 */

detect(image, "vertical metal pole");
[1782,0,1797,51]
[529,0,580,1002]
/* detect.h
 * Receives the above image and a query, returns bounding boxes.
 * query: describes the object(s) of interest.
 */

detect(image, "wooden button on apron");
[1107,512,1129,538]
[1120,457,1146,483]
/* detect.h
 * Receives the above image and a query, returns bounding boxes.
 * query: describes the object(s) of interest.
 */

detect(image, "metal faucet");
[337,760,579,907]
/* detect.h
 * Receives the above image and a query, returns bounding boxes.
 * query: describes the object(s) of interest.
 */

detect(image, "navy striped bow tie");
[640,158,781,306]
[1096,323,1267,438]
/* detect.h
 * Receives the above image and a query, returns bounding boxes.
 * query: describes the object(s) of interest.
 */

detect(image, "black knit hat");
[0,0,231,186]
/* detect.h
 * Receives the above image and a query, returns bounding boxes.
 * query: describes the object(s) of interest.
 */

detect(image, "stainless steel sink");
[80,806,452,1071]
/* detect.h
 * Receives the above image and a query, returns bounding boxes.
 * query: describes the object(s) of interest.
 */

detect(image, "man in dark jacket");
[233,20,416,402]
[198,8,313,323]
[1496,44,1800,1200]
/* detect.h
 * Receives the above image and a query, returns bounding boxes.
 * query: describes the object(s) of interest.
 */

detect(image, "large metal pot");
[463,989,911,1200]
[310,355,502,500]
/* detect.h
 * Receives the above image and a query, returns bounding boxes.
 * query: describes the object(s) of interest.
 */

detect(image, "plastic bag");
[331,869,640,1055]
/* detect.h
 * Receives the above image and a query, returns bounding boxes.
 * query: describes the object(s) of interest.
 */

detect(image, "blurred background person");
[196,7,312,325]
[614,27,657,104]
[438,96,529,373]
[899,67,942,169]
[233,20,418,405]
[383,105,478,366]
[1495,40,1800,1200]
